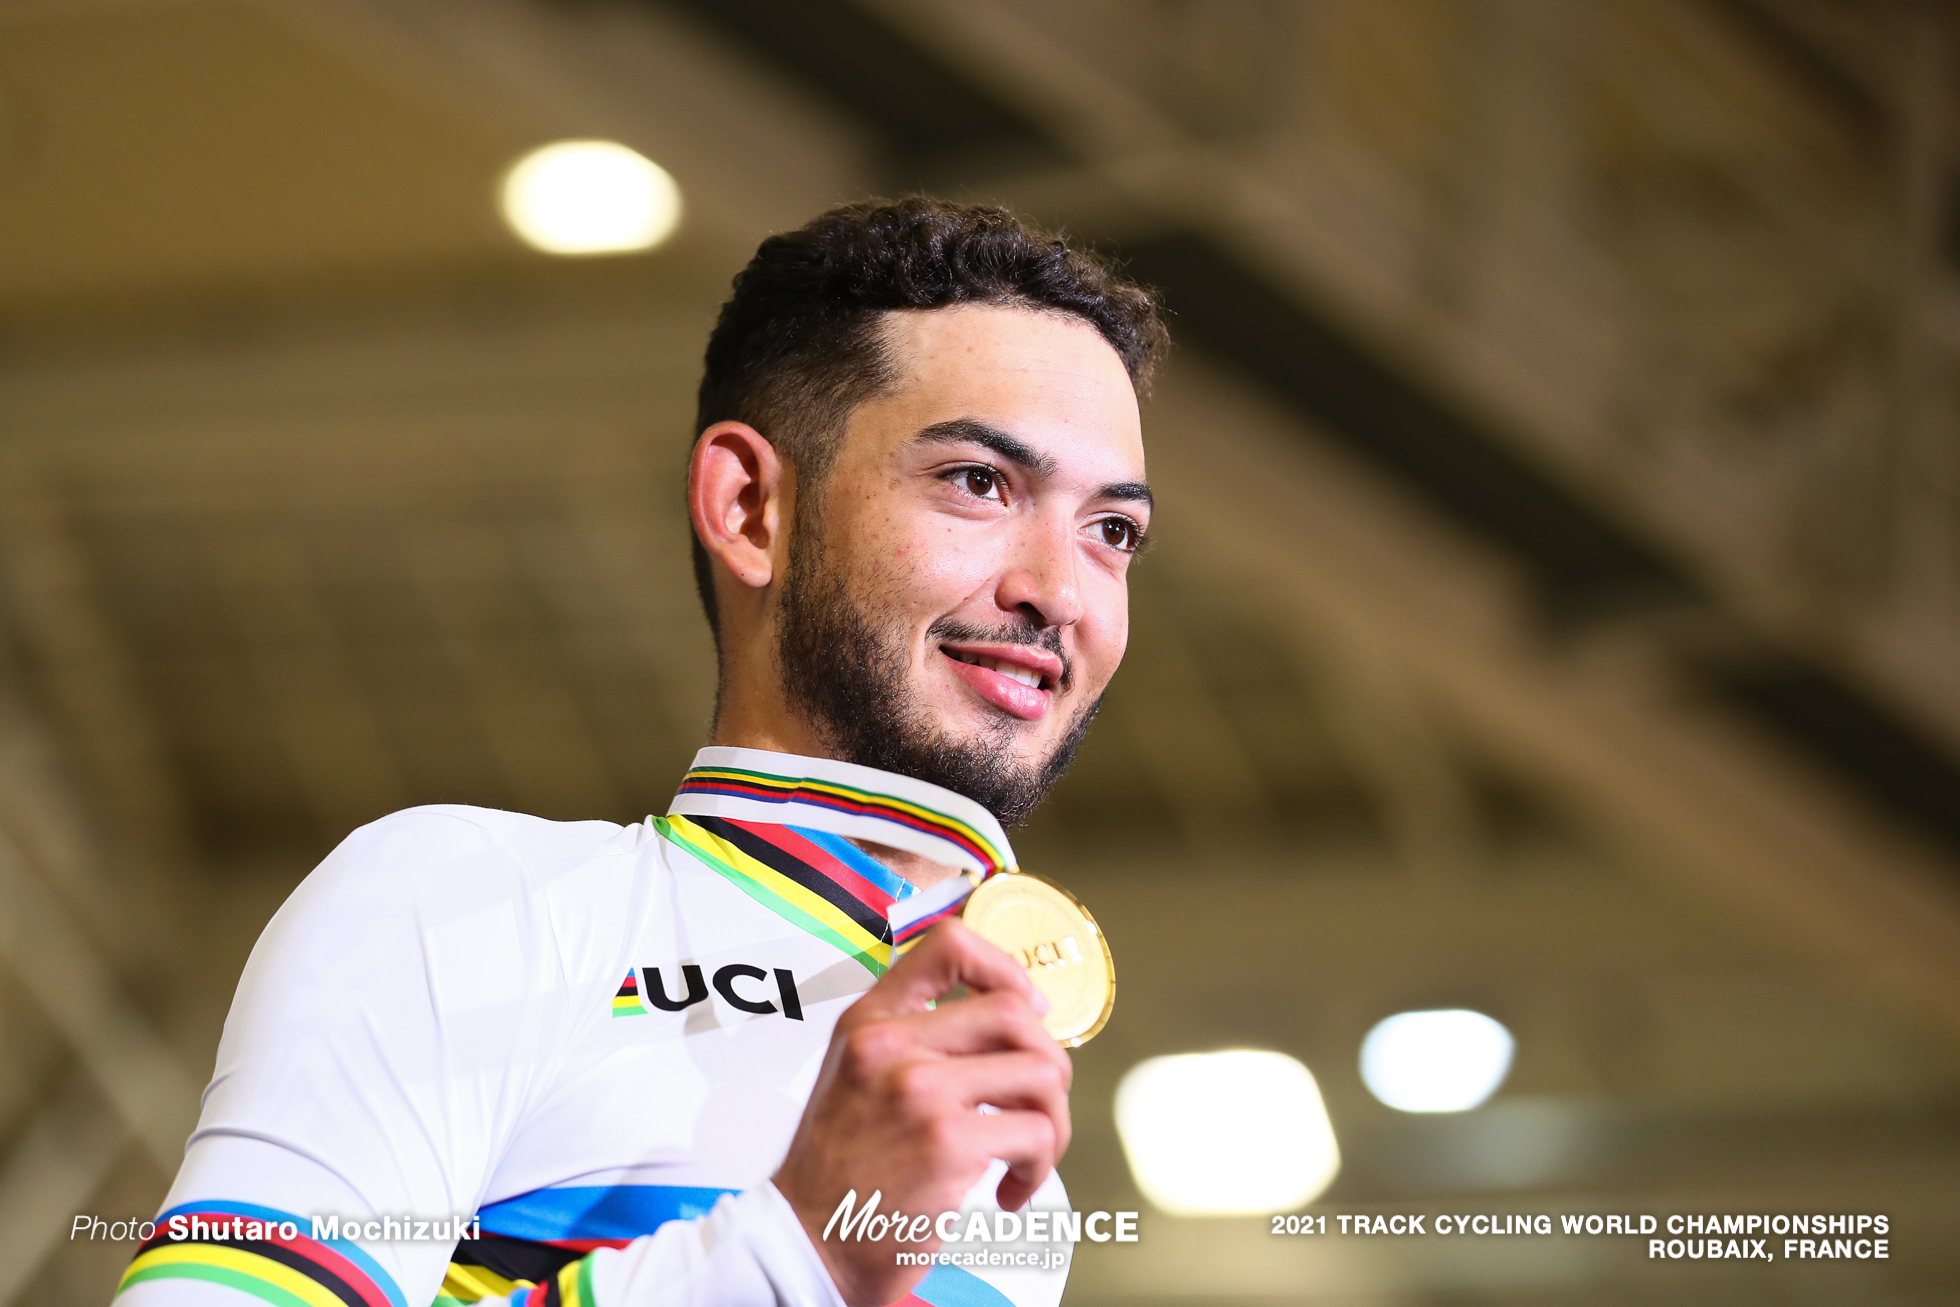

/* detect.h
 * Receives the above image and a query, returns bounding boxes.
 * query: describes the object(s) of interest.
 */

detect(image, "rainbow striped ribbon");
[118,1201,407,1307]
[657,813,902,975]
[666,747,1016,958]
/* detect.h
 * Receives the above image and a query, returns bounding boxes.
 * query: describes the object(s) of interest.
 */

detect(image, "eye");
[1094,517,1143,552]
[956,467,1003,501]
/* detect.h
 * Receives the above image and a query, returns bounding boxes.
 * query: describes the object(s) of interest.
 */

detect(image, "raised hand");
[773,920,1073,1306]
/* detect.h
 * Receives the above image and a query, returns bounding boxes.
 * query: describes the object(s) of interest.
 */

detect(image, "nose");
[995,510,1083,629]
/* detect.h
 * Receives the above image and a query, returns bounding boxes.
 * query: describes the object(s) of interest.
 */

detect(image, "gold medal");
[960,872,1114,1047]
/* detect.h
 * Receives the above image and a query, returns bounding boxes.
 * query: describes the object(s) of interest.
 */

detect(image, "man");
[117,198,1165,1307]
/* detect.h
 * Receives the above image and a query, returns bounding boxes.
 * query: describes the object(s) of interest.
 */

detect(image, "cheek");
[1074,583,1131,686]
[857,517,998,621]
[910,519,1003,594]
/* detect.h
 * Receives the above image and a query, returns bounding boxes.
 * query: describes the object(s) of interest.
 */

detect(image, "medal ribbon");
[664,747,1018,968]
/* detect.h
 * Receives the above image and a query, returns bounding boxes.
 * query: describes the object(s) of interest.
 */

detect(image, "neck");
[848,838,965,891]
[713,683,966,891]
[710,650,828,758]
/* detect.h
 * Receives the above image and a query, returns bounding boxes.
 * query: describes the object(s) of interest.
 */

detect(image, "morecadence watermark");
[821,1189,1137,1272]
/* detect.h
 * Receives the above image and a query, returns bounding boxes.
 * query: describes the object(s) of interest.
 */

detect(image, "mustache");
[926,615,1074,692]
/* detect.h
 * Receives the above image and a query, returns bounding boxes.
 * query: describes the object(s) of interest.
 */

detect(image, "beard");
[774,529,1100,826]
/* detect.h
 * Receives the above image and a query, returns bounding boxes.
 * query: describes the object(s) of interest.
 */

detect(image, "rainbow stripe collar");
[667,747,1016,878]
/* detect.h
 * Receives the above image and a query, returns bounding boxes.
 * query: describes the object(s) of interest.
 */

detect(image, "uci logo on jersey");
[612,963,802,1020]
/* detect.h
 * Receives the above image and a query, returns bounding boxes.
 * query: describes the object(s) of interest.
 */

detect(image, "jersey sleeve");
[116,809,858,1307]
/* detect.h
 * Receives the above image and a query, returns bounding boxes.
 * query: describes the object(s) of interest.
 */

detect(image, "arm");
[430,924,1075,1307]
[114,811,843,1307]
[440,924,1074,1307]
[119,817,1065,1307]
[115,810,555,1307]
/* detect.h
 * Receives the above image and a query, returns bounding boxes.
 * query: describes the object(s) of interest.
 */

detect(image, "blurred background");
[3,0,1960,1303]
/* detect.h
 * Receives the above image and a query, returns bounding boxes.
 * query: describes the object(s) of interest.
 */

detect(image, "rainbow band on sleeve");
[901,1264,1018,1306]
[436,1237,598,1307]
[525,1259,597,1307]
[119,1201,407,1307]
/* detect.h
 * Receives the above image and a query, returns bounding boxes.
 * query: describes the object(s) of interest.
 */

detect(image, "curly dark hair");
[690,197,1168,638]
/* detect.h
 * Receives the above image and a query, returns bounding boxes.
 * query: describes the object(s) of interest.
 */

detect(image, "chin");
[937,686,1052,737]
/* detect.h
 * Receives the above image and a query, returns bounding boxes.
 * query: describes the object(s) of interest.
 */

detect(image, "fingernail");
[1029,988,1051,1015]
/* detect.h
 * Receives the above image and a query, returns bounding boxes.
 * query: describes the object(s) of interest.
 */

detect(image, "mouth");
[939,642,1066,721]
[943,647,1055,690]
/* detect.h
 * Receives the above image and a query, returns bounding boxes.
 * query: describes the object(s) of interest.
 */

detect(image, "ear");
[689,421,790,594]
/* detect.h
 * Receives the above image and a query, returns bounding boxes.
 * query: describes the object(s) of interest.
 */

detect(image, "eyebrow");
[915,417,1055,477]
[913,417,1154,512]
[1098,480,1155,512]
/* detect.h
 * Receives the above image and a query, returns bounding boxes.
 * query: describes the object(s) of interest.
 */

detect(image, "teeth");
[948,649,1045,690]
[992,660,1042,689]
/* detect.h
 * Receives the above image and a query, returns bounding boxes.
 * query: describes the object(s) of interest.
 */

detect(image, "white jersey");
[116,748,1070,1307]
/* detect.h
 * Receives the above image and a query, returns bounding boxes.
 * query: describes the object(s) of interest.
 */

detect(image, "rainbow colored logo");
[611,971,647,1018]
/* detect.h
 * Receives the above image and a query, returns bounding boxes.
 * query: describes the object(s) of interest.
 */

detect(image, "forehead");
[858,305,1145,473]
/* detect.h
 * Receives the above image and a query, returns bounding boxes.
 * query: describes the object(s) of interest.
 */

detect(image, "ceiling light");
[1360,1009,1514,1113]
[1114,1050,1340,1216]
[499,140,681,256]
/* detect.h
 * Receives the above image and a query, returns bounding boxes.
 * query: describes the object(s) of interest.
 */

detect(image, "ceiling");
[0,0,529,306]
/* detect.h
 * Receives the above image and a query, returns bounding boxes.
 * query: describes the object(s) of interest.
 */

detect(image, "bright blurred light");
[1114,1050,1340,1216]
[1360,1009,1514,1112]
[499,140,680,255]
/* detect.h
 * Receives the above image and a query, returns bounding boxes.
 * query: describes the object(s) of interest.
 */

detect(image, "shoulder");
[314,804,633,894]
[237,811,646,1018]
[348,802,629,856]
[255,806,647,964]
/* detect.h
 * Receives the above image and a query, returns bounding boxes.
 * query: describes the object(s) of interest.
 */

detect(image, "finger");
[995,1169,1046,1216]
[906,1050,1072,1144]
[893,988,1070,1061]
[895,1052,1072,1183]
[968,1110,1062,1211]
[863,919,1037,1017]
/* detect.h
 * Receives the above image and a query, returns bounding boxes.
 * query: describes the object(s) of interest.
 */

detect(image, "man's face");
[775,305,1149,823]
